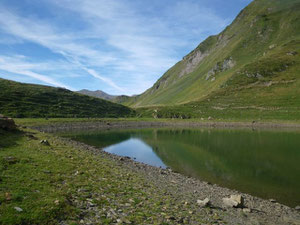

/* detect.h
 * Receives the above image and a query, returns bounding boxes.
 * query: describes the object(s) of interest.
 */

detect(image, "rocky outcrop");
[0,114,17,131]
[205,57,236,81]
[179,50,210,77]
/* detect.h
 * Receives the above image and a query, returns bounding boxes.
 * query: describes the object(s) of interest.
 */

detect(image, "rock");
[197,198,210,207]
[208,116,213,120]
[269,199,277,203]
[14,207,23,212]
[5,192,11,201]
[0,115,17,131]
[4,156,19,165]
[54,200,60,205]
[40,140,50,146]
[295,206,300,211]
[243,208,251,213]
[222,195,244,208]
[287,51,298,56]
[269,44,276,49]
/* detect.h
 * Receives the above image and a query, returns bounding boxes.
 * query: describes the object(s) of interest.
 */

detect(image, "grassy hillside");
[137,39,300,120]
[0,78,134,118]
[126,0,300,120]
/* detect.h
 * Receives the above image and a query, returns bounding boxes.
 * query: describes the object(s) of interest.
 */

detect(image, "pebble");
[40,140,50,146]
[14,207,23,212]
[197,198,210,207]
[243,208,251,213]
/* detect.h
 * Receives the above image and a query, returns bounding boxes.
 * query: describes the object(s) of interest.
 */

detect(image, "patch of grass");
[0,129,76,224]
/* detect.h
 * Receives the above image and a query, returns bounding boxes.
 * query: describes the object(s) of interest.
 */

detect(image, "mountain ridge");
[77,89,117,101]
[123,0,300,111]
[0,78,134,118]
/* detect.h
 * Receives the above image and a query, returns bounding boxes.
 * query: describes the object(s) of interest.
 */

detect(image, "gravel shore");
[32,121,300,224]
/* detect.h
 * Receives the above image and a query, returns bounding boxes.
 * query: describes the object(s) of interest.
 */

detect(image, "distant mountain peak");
[77,89,116,100]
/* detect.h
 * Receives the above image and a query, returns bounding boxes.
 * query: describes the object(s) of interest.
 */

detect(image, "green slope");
[0,78,134,118]
[126,0,300,117]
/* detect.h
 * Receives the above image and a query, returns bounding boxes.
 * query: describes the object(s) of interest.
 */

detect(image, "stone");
[295,206,300,211]
[40,140,50,146]
[243,208,251,213]
[222,195,244,208]
[286,51,298,56]
[14,207,23,212]
[0,115,17,131]
[269,44,276,49]
[54,200,60,205]
[197,198,210,207]
[269,199,277,203]
[208,116,213,120]
[4,156,19,165]
[5,192,11,201]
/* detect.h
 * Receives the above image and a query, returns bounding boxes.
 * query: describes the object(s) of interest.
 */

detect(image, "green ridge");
[0,78,134,118]
[124,0,300,120]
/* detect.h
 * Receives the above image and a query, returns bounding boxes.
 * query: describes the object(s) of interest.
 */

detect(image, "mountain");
[126,0,300,120]
[0,78,134,118]
[77,89,116,101]
[77,89,135,105]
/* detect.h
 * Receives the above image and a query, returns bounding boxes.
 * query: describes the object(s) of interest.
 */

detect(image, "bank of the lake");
[1,120,300,224]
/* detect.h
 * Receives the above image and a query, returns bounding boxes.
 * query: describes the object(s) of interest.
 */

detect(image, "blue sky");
[0,0,252,95]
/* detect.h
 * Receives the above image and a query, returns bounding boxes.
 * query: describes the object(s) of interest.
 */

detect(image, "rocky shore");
[57,136,300,225]
[32,120,300,133]
[29,121,300,225]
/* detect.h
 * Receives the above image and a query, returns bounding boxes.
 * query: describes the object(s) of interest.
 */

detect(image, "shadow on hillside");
[0,129,24,149]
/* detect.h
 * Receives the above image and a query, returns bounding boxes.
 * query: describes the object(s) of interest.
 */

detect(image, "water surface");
[61,127,300,207]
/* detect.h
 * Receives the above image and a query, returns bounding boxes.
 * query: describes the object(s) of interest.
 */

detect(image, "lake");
[61,127,300,207]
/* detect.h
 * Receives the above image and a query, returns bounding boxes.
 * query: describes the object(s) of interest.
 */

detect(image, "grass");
[123,0,300,118]
[0,127,218,224]
[0,78,135,118]
[0,129,76,224]
[136,39,300,121]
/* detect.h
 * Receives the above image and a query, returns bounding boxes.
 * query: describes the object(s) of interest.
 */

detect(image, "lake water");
[61,127,300,207]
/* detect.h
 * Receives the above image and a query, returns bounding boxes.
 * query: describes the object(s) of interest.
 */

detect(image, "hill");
[77,89,116,101]
[76,89,134,105]
[0,78,134,118]
[126,0,300,120]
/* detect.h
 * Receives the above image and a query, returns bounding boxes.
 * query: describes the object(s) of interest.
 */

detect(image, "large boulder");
[222,195,244,208]
[0,115,17,131]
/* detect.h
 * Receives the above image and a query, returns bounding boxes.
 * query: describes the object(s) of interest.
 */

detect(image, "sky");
[0,0,252,95]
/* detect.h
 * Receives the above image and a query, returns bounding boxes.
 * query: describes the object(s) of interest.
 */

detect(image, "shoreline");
[57,133,300,224]
[28,121,300,224]
[29,120,300,133]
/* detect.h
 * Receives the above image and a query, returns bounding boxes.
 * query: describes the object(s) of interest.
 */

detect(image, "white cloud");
[0,0,230,95]
[0,55,72,89]
[0,9,122,91]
